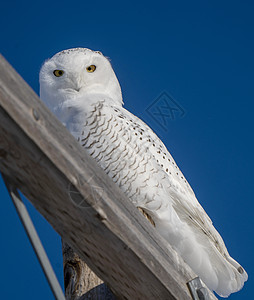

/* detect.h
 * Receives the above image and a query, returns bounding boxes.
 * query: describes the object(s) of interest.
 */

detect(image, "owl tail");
[154,214,248,298]
[212,254,248,297]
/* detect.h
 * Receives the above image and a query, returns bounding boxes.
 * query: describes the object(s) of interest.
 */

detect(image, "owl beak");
[72,82,81,92]
[69,74,83,92]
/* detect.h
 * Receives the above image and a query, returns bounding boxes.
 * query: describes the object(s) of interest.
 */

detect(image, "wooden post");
[62,241,115,299]
[0,54,217,300]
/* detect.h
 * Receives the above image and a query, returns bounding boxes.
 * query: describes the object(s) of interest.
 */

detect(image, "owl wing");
[110,104,230,257]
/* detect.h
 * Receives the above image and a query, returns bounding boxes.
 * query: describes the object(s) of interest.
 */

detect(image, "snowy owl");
[39,48,247,297]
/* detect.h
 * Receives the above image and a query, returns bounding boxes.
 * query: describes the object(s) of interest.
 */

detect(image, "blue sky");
[0,1,253,299]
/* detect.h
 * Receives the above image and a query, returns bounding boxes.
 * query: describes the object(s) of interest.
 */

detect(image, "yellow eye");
[53,70,64,77]
[86,65,96,73]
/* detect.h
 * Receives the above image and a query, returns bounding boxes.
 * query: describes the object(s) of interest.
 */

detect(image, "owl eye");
[86,65,96,73]
[53,70,64,77]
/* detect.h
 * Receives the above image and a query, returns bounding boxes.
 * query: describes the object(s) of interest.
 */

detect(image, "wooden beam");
[0,54,217,300]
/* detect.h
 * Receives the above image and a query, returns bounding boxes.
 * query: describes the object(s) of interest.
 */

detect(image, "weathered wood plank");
[0,54,217,300]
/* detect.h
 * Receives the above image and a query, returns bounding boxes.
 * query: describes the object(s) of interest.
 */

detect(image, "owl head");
[39,48,123,113]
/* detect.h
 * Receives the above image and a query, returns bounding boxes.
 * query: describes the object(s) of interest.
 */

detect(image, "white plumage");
[39,48,247,297]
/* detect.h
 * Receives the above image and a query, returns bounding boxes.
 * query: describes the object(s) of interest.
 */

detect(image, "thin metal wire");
[2,175,65,300]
